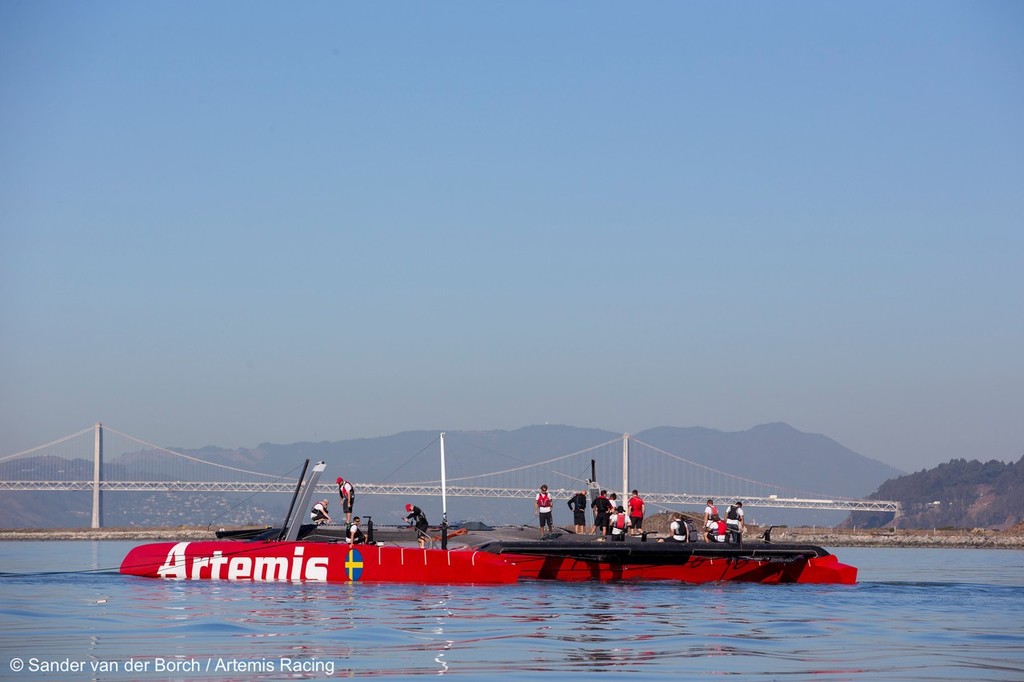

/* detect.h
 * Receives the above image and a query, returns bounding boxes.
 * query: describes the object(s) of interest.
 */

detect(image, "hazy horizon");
[2,2,1021,474]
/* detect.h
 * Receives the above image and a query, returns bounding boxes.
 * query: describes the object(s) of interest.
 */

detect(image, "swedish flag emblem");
[344,548,364,581]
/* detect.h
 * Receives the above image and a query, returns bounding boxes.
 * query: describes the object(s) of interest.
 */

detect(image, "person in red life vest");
[535,484,554,537]
[702,499,718,535]
[627,490,645,537]
[567,489,588,534]
[310,499,332,525]
[609,506,631,541]
[405,503,429,548]
[706,513,727,542]
[337,476,355,524]
[591,490,612,535]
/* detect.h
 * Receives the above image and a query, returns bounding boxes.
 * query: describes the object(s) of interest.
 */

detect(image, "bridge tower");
[622,433,630,502]
[92,422,103,528]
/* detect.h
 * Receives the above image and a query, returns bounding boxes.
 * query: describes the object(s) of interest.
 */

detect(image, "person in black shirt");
[591,490,612,535]
[567,489,588,534]
[405,503,429,548]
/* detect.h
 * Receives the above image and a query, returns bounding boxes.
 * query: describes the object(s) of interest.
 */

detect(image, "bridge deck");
[0,480,899,513]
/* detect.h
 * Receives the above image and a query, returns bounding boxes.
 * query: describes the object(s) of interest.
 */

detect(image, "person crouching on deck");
[348,516,365,544]
[310,499,332,525]
[706,513,727,542]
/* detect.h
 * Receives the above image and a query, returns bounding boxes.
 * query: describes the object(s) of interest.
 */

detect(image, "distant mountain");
[847,456,1024,530]
[0,423,904,528]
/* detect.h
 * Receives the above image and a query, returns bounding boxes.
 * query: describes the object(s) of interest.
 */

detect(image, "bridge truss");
[0,480,900,513]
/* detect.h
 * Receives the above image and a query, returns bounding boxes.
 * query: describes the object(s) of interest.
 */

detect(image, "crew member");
[628,490,645,537]
[405,503,430,548]
[337,476,355,524]
[707,513,727,542]
[726,501,745,544]
[702,499,718,534]
[591,490,612,535]
[310,499,332,525]
[609,505,631,541]
[670,513,690,543]
[348,516,365,544]
[567,489,588,534]
[535,484,554,536]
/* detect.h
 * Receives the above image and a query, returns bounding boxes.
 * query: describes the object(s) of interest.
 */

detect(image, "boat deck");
[268,524,830,563]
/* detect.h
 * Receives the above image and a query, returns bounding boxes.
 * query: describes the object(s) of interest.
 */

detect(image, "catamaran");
[121,438,857,585]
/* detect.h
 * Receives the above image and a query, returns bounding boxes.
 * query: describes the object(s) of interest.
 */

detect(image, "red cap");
[336,477,343,484]
[405,504,413,511]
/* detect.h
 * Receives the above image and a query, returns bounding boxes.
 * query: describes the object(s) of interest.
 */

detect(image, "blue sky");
[2,1,1021,473]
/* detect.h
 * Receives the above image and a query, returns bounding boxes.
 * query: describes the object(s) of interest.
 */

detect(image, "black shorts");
[573,511,586,525]
[630,515,643,529]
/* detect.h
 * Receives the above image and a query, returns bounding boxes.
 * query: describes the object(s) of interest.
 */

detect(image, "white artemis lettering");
[157,543,329,581]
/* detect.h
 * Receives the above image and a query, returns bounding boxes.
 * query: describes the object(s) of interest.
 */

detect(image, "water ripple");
[1,544,1023,679]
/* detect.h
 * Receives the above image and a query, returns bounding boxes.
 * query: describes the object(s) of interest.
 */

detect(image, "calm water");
[1,542,1022,680]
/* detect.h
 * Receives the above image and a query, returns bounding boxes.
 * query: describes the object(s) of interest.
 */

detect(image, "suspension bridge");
[0,423,899,528]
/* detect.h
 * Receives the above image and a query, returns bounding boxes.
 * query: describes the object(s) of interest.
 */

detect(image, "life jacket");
[614,514,627,530]
[671,520,687,540]
[709,519,727,541]
[727,505,739,521]
[705,505,719,528]
[339,481,354,504]
[536,493,552,512]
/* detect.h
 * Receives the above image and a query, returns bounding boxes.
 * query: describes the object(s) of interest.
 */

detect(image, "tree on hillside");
[847,455,1024,530]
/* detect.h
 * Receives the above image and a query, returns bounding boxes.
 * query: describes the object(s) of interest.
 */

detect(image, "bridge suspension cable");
[100,425,286,480]
[408,437,622,485]
[631,438,850,500]
[0,427,95,463]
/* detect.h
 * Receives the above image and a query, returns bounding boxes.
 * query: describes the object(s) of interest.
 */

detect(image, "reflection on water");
[0,543,1022,679]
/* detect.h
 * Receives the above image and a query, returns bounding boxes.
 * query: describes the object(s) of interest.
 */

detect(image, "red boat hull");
[120,541,519,584]
[121,540,856,585]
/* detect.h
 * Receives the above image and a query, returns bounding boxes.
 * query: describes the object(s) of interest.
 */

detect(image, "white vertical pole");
[440,432,448,549]
[440,432,448,521]
[92,422,102,528]
[622,433,629,503]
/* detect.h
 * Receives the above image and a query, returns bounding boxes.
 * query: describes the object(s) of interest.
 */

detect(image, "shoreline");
[2,526,1023,549]
[771,527,1024,550]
